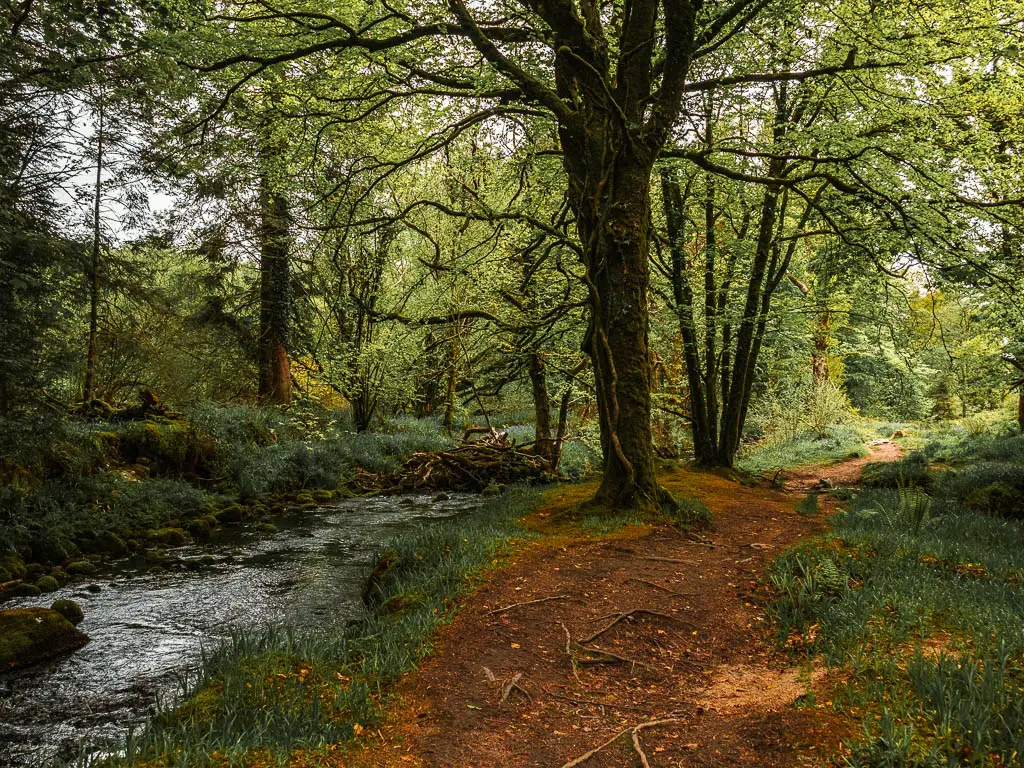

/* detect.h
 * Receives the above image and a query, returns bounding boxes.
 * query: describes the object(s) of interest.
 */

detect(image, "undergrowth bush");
[860,452,934,490]
[0,405,456,561]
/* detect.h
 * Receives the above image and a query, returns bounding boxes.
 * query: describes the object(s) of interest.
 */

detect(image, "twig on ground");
[640,556,700,565]
[500,672,532,704]
[487,594,570,615]
[626,577,696,596]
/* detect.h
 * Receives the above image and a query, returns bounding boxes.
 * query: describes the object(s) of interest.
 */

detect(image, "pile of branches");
[352,428,554,494]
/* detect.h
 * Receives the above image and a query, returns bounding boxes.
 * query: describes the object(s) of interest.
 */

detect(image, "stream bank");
[0,492,508,768]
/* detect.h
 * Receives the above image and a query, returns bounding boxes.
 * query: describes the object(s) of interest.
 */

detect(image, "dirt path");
[349,445,898,768]
[781,439,902,493]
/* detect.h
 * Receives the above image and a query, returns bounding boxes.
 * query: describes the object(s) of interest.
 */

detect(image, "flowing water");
[0,493,482,767]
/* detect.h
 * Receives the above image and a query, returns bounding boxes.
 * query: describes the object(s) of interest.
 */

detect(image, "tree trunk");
[528,352,555,466]
[83,96,103,403]
[443,331,458,434]
[257,175,291,405]
[565,139,666,512]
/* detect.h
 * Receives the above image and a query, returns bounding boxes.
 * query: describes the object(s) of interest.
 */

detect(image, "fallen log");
[351,429,556,494]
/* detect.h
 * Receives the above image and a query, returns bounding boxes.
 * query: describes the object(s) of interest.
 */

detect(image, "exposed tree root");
[541,685,651,713]
[625,577,696,596]
[559,715,686,768]
[487,594,570,616]
[579,608,694,644]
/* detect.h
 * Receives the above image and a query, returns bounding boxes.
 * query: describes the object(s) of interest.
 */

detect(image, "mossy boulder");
[294,492,316,505]
[0,607,89,670]
[215,505,248,524]
[147,528,190,547]
[51,599,85,625]
[0,554,27,581]
[481,484,505,497]
[66,560,97,576]
[36,575,59,593]
[95,531,129,556]
[31,536,70,565]
[254,523,278,534]
[186,518,213,540]
[313,489,334,502]
[118,419,220,478]
[9,583,42,597]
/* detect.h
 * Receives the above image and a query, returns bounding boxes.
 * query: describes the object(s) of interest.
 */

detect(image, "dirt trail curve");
[349,442,900,768]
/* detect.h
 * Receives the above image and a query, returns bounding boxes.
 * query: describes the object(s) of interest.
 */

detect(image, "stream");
[0,493,482,767]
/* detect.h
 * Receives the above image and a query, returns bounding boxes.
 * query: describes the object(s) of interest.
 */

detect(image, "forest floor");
[344,441,902,768]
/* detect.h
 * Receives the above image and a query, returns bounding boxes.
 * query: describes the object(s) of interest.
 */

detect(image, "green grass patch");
[737,424,870,474]
[769,481,1024,766]
[91,486,542,767]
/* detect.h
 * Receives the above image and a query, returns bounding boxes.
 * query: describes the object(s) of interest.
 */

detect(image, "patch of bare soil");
[345,452,894,768]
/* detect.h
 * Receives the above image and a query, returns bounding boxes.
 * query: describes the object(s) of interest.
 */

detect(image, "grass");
[769,432,1024,766]
[83,486,543,767]
[737,423,871,474]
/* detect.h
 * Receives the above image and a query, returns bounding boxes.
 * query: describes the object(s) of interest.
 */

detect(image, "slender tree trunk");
[257,174,291,405]
[83,97,103,402]
[528,352,554,465]
[443,330,458,433]
[811,309,831,383]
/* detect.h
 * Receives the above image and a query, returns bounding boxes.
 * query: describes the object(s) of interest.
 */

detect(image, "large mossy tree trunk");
[451,0,701,511]
[563,134,668,512]
[257,175,291,405]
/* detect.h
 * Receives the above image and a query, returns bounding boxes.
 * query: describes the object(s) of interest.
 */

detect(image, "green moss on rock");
[214,505,247,524]
[35,576,59,593]
[9,583,41,597]
[66,560,97,576]
[0,608,89,670]
[50,599,85,625]
[0,554,26,581]
[147,528,190,547]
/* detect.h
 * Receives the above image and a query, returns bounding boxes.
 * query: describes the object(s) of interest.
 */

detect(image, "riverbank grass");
[98,486,541,767]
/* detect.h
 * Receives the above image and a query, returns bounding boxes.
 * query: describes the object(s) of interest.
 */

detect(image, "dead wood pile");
[352,428,554,494]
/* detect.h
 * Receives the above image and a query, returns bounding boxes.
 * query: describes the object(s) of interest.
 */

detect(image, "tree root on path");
[487,594,570,616]
[560,621,649,673]
[541,685,652,713]
[560,715,687,768]
[579,608,695,644]
[625,577,696,596]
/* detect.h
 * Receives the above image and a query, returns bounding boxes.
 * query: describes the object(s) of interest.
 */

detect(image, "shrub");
[860,453,933,490]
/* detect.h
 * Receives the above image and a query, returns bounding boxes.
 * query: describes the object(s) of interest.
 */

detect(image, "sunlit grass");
[737,423,871,474]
